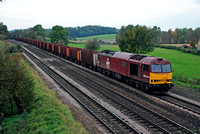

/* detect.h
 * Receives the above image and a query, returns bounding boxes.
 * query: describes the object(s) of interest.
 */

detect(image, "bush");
[85,38,100,50]
[176,46,181,51]
[197,50,200,55]
[0,46,35,116]
[5,44,21,53]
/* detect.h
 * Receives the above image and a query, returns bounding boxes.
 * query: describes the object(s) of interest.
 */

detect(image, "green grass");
[68,43,86,49]
[147,48,200,88]
[1,56,87,133]
[68,43,120,52]
[76,34,116,41]
[98,45,120,52]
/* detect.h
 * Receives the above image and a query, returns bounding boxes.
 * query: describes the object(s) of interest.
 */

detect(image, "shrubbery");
[85,38,100,50]
[155,44,200,55]
[0,44,35,116]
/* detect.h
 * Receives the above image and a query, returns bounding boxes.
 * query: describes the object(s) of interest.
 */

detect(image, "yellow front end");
[149,72,172,84]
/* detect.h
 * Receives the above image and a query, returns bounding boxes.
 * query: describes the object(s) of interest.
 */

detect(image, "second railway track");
[157,93,200,115]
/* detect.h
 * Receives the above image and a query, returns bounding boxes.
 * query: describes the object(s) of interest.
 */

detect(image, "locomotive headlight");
[151,80,154,82]
[167,79,172,82]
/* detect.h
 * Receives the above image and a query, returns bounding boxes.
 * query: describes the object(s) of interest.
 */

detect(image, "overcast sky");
[0,0,200,31]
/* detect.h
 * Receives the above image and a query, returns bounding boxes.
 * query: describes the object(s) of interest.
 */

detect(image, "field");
[161,44,189,47]
[68,43,120,52]
[68,43,86,49]
[76,34,116,41]
[147,48,200,78]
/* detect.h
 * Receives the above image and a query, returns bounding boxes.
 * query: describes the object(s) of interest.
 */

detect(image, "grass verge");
[1,54,87,133]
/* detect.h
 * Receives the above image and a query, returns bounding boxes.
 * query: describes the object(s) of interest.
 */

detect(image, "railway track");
[22,46,140,134]
[20,42,196,134]
[159,93,200,115]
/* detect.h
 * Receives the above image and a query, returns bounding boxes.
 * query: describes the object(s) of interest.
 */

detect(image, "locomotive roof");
[141,57,170,64]
[112,52,149,61]
[112,52,133,59]
[99,51,170,64]
[111,52,170,64]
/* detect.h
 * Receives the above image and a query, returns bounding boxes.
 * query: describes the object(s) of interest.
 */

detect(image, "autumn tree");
[50,25,68,45]
[189,37,197,49]
[116,25,154,54]
[167,29,173,43]
[85,38,100,50]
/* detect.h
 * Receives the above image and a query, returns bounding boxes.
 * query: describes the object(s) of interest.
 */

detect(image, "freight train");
[16,38,174,93]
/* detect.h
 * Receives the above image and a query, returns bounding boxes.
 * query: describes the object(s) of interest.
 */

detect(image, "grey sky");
[0,0,200,31]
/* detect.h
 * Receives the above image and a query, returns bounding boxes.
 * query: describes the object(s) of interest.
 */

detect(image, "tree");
[189,37,197,49]
[85,38,100,50]
[33,24,46,40]
[194,28,200,43]
[161,31,167,44]
[166,29,173,43]
[49,25,68,45]
[0,22,8,40]
[186,28,193,43]
[179,35,185,44]
[151,26,161,44]
[116,26,126,50]
[116,25,154,54]
[173,28,182,44]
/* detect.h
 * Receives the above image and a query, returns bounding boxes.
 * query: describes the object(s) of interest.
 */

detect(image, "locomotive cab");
[147,58,173,92]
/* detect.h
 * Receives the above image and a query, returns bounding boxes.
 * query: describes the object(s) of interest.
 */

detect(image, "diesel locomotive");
[16,38,174,93]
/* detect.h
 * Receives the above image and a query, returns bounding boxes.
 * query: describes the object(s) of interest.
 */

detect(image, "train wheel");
[103,70,106,75]
[142,84,149,91]
[129,79,133,86]
[99,68,102,74]
[135,83,139,88]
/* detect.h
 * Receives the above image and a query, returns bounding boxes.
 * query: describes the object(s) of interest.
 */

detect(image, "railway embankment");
[0,41,87,134]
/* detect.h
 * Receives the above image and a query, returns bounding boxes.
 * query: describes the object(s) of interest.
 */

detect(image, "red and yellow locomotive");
[98,50,173,92]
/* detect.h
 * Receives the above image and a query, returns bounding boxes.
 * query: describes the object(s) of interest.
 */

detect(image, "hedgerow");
[154,44,200,55]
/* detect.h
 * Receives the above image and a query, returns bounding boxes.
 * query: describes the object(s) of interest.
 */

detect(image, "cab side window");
[143,64,149,72]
